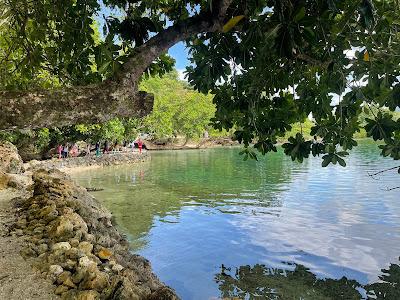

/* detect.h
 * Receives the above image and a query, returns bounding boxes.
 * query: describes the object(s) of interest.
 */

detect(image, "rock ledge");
[10,169,178,300]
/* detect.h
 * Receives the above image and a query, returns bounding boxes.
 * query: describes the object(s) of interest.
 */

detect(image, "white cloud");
[177,69,188,81]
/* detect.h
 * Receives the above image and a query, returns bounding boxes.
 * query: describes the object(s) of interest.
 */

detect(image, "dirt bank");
[0,183,58,300]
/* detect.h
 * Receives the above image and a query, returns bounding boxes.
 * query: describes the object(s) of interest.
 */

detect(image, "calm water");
[73,142,400,299]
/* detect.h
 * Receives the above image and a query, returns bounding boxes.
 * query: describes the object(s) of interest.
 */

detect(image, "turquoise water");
[73,142,400,299]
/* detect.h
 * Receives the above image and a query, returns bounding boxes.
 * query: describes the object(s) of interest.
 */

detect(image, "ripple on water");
[73,145,400,300]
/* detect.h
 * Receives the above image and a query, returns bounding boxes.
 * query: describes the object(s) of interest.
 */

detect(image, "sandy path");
[0,188,58,300]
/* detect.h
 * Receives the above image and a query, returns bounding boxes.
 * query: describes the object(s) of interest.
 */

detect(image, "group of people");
[57,139,144,159]
[57,143,78,159]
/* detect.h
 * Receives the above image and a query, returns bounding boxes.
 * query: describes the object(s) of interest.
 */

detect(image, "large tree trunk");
[0,0,233,131]
[0,82,153,129]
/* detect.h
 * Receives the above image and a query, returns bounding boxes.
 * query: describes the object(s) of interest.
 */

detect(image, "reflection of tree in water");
[367,262,400,299]
[215,259,400,299]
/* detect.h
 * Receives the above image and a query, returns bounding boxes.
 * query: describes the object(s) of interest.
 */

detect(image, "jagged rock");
[76,290,100,300]
[0,171,10,189]
[60,289,79,300]
[69,238,79,247]
[148,287,180,300]
[63,259,77,271]
[52,242,71,251]
[49,265,64,277]
[97,248,112,260]
[112,264,124,273]
[0,141,24,174]
[78,241,93,255]
[57,271,72,284]
[65,247,80,260]
[53,217,74,239]
[72,267,86,284]
[63,277,77,289]
[38,243,49,254]
[24,152,149,172]
[16,168,178,299]
[20,247,37,259]
[80,271,109,291]
[55,284,69,295]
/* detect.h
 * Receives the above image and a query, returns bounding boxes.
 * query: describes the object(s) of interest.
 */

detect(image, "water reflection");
[73,144,400,299]
[215,258,400,299]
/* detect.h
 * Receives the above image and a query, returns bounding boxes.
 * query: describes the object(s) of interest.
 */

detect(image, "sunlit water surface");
[73,142,400,299]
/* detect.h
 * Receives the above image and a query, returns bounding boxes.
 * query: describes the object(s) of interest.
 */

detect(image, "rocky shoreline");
[24,151,150,173]
[0,142,178,300]
[143,137,238,151]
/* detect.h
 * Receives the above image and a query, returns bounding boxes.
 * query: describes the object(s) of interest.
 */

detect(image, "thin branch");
[385,186,400,191]
[368,165,400,177]
[295,53,332,68]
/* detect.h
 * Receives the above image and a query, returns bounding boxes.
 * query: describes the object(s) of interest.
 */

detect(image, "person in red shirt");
[138,139,143,154]
[57,144,62,159]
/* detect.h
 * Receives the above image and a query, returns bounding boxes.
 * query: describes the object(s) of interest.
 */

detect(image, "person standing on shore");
[63,144,69,158]
[138,139,143,154]
[86,143,91,156]
[57,144,62,159]
[95,142,100,157]
[103,141,109,154]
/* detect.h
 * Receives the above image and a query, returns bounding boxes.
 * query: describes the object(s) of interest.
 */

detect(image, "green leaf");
[322,156,331,167]
[293,7,306,22]
[337,156,346,167]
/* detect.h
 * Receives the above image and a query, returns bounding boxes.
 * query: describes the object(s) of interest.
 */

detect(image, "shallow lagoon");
[74,142,400,299]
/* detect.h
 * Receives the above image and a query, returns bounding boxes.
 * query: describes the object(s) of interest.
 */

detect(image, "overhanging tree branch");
[0,0,233,130]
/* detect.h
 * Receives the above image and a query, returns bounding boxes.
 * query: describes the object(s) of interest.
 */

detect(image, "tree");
[0,0,399,167]
[140,71,215,141]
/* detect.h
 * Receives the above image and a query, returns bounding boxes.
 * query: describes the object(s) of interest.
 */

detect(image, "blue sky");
[168,43,190,80]
[168,43,189,70]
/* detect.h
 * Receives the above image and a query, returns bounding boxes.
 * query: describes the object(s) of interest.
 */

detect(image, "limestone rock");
[20,247,37,259]
[15,168,179,300]
[63,277,77,289]
[38,243,49,254]
[112,264,124,273]
[92,272,109,291]
[49,265,64,277]
[148,287,179,300]
[65,247,80,260]
[54,217,74,239]
[69,238,79,247]
[52,242,71,251]
[76,290,100,300]
[0,171,10,189]
[79,256,96,268]
[0,141,24,173]
[57,271,72,284]
[78,241,93,255]
[97,248,112,260]
[55,284,69,295]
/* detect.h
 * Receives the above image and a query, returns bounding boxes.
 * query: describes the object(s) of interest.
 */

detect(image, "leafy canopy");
[1,0,400,167]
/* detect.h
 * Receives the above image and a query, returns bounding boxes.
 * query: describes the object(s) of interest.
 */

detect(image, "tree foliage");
[140,71,216,140]
[185,0,400,167]
[1,0,400,167]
